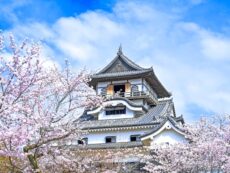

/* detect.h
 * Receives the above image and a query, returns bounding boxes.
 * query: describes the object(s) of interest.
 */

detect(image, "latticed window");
[131,85,140,96]
[100,87,106,96]
[77,138,88,145]
[130,135,141,142]
[131,85,139,93]
[105,106,126,115]
[105,136,116,143]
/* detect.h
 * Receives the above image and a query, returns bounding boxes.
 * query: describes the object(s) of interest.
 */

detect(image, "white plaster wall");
[129,79,142,91]
[98,107,134,120]
[152,129,186,144]
[97,81,110,88]
[132,99,144,105]
[97,82,110,95]
[129,79,142,84]
[97,79,143,94]
[143,80,157,98]
[97,88,103,95]
[88,100,143,120]
[87,129,149,144]
[98,79,142,87]
[143,102,150,110]
[132,99,150,109]
[112,80,127,84]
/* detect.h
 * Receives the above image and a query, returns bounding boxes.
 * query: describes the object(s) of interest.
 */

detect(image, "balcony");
[100,91,158,105]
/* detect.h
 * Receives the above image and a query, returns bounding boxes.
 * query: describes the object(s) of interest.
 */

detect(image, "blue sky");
[1,0,230,122]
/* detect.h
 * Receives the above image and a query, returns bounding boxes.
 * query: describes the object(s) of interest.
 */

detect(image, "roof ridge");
[95,68,151,75]
[97,48,150,74]
[119,53,146,70]
[160,100,172,116]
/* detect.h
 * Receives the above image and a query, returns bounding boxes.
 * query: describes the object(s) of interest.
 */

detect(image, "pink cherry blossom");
[0,34,102,172]
[143,114,230,173]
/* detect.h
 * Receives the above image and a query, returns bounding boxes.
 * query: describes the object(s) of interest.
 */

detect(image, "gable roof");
[90,47,171,98]
[141,116,185,139]
[97,46,148,74]
[79,99,178,130]
[68,141,143,150]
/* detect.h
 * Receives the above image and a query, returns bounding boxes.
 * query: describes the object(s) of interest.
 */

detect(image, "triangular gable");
[141,117,185,141]
[103,55,137,73]
[98,47,146,74]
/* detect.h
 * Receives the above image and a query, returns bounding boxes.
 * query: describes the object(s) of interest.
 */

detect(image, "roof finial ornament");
[117,44,123,55]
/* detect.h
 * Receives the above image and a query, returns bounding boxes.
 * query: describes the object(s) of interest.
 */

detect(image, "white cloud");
[52,13,124,62]
[8,22,54,41]
[0,0,32,25]
[178,22,230,61]
[4,1,230,122]
[201,36,230,60]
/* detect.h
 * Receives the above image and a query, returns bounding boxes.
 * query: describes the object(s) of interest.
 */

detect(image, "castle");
[78,46,185,150]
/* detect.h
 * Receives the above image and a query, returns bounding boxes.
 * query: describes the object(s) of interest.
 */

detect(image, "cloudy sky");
[1,0,230,122]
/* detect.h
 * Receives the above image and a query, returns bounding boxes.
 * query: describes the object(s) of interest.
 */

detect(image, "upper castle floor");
[89,46,171,108]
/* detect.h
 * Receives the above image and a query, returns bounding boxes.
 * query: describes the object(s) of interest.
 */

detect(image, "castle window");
[100,87,106,96]
[105,136,116,143]
[114,84,125,96]
[78,140,84,145]
[78,138,88,145]
[131,85,139,93]
[130,135,141,142]
[105,106,126,115]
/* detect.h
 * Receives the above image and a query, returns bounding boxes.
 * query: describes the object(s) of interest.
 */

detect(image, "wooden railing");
[101,91,158,104]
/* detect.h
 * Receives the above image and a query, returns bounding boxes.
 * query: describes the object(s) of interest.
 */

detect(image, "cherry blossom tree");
[143,114,230,173]
[0,33,102,172]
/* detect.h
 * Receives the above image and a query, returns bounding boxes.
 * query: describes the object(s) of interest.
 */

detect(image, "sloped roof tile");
[80,99,172,129]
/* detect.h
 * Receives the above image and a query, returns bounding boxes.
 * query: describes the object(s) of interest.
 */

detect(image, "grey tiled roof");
[141,116,185,138]
[98,49,148,74]
[90,49,171,98]
[69,141,143,150]
[92,69,152,79]
[80,99,172,130]
[174,115,185,124]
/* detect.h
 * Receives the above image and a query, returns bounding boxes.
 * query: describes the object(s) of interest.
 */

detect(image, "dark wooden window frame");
[105,136,116,143]
[130,135,141,142]
[105,106,126,115]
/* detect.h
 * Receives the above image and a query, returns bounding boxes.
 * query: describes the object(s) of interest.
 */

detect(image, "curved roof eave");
[147,70,171,98]
[140,116,186,140]
[79,99,172,129]
[86,97,146,115]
